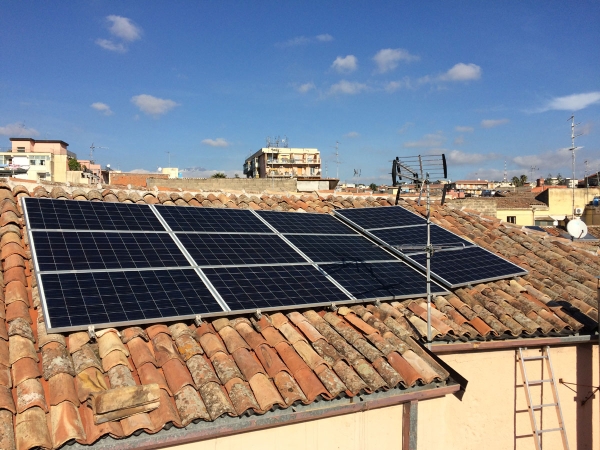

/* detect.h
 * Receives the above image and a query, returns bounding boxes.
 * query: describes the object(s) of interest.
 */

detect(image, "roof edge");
[431,334,596,354]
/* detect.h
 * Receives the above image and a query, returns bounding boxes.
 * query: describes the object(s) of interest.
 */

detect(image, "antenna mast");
[529,166,538,183]
[568,115,582,219]
[335,141,340,180]
[503,160,507,183]
[89,143,108,163]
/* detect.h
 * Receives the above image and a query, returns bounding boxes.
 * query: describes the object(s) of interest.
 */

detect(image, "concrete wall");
[448,198,497,217]
[147,177,297,193]
[537,188,600,217]
[496,208,535,225]
[111,172,167,187]
[168,344,597,450]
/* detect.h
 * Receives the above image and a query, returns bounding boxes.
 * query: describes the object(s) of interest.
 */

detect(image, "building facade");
[244,147,321,179]
[3,138,77,182]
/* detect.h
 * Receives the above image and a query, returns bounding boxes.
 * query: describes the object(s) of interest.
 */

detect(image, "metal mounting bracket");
[87,325,96,340]
[195,315,203,326]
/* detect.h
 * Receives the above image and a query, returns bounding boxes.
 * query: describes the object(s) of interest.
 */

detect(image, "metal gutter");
[430,334,597,354]
[71,383,459,450]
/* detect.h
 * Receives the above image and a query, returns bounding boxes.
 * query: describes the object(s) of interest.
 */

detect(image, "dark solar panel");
[156,206,270,233]
[24,198,164,231]
[335,206,424,229]
[203,265,350,310]
[32,231,189,271]
[257,210,356,234]
[323,262,447,300]
[286,235,396,263]
[41,269,222,329]
[370,225,472,250]
[177,233,306,266]
[408,246,527,286]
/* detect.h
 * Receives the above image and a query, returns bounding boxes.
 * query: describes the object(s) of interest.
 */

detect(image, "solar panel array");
[24,198,450,332]
[335,206,527,288]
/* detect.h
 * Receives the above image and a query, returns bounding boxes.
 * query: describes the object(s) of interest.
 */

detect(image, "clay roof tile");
[261,327,287,347]
[161,358,194,395]
[67,331,90,354]
[107,364,136,388]
[0,384,16,414]
[146,324,171,340]
[0,409,15,450]
[127,337,157,369]
[247,372,286,411]
[168,323,192,340]
[210,352,244,384]
[8,317,34,342]
[101,349,133,372]
[218,326,250,353]
[186,354,219,388]
[8,335,38,365]
[332,360,368,396]
[121,327,149,344]
[41,342,75,380]
[15,406,52,450]
[174,384,210,426]
[174,333,204,361]
[224,377,261,415]
[11,357,40,386]
[97,331,129,359]
[46,373,78,407]
[234,322,268,349]
[148,389,182,431]
[152,333,181,367]
[198,382,236,420]
[16,378,47,414]
[198,332,227,359]
[254,344,289,379]
[75,367,108,403]
[231,348,265,380]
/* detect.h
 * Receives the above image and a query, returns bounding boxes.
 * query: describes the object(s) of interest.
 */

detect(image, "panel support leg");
[402,400,418,450]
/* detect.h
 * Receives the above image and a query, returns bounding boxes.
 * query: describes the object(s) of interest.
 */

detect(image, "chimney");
[537,178,545,187]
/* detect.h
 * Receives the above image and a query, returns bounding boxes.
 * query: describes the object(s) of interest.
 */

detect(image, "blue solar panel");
[156,206,270,233]
[177,233,306,266]
[41,269,222,330]
[370,224,472,250]
[24,198,163,231]
[203,265,350,311]
[32,231,189,271]
[408,246,527,287]
[335,206,424,229]
[257,210,356,234]
[286,235,396,263]
[322,262,447,300]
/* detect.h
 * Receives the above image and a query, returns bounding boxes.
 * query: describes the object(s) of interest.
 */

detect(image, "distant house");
[454,179,493,196]
[244,146,321,179]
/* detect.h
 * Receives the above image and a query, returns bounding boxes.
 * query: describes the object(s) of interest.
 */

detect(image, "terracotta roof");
[0,181,598,449]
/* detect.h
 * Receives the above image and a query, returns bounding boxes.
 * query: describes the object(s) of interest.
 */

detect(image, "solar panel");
[40,269,222,330]
[408,246,528,287]
[322,262,447,300]
[203,265,350,311]
[286,234,396,263]
[177,233,306,266]
[32,231,190,271]
[156,206,271,233]
[24,198,164,231]
[335,206,424,229]
[257,210,356,234]
[370,225,472,250]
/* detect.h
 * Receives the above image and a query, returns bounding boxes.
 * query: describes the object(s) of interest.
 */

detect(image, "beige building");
[454,179,494,196]
[3,137,76,182]
[244,147,321,179]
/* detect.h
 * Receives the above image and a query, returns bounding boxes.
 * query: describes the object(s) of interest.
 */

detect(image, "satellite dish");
[566,218,588,239]
[158,167,163,172]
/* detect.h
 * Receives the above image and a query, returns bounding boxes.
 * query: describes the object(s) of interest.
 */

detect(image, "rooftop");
[0,180,597,449]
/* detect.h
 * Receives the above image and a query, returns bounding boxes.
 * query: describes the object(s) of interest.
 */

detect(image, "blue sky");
[1,1,599,184]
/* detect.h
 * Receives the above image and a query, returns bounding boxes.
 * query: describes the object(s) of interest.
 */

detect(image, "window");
[39,160,45,165]
[30,160,36,165]
[507,216,516,224]
[17,147,25,153]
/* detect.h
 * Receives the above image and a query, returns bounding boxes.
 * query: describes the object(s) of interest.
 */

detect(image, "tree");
[68,158,81,171]
[556,173,566,185]
[369,183,378,192]
[511,176,521,187]
[211,172,226,178]
[519,174,528,187]
[545,173,553,185]
[234,173,240,178]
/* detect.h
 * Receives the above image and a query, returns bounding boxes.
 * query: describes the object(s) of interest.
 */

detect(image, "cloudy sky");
[1,2,599,183]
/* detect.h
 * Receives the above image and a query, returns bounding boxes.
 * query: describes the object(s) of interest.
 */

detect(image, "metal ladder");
[517,346,569,450]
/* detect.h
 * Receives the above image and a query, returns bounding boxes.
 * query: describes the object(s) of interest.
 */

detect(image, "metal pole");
[426,173,432,349]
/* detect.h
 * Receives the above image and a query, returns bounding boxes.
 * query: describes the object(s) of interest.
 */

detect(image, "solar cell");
[323,262,447,300]
[286,234,396,263]
[24,198,164,231]
[177,233,306,266]
[41,269,222,330]
[156,206,270,233]
[32,231,189,271]
[335,206,424,229]
[203,265,350,311]
[257,210,356,234]
[370,224,472,250]
[408,246,528,287]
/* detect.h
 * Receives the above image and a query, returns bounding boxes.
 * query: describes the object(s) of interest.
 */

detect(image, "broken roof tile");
[89,384,160,424]
[75,367,108,403]
[168,323,192,340]
[67,332,90,354]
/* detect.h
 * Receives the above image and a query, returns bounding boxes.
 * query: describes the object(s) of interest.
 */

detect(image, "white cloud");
[131,94,179,116]
[440,63,482,81]
[403,132,444,148]
[201,138,229,148]
[331,55,357,73]
[106,15,142,41]
[329,80,368,95]
[95,38,126,53]
[453,136,465,145]
[446,150,495,165]
[130,168,152,174]
[385,77,412,92]
[481,118,509,128]
[509,147,597,176]
[455,126,474,133]
[397,122,413,134]
[91,102,113,116]
[316,34,333,42]
[538,91,600,112]
[296,82,316,93]
[345,131,360,138]
[373,48,419,74]
[0,122,39,137]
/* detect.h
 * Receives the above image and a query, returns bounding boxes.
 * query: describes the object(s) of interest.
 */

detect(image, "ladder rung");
[536,427,564,434]
[531,403,558,410]
[522,356,548,361]
[527,379,553,385]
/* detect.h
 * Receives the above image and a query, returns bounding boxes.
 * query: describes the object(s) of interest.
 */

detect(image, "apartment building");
[244,147,321,179]
[2,138,77,182]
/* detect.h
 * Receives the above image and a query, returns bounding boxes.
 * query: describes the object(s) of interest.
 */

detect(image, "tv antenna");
[503,160,507,183]
[89,143,108,163]
[391,154,456,349]
[529,166,539,183]
[568,115,583,218]
[333,141,341,179]
[166,151,172,167]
